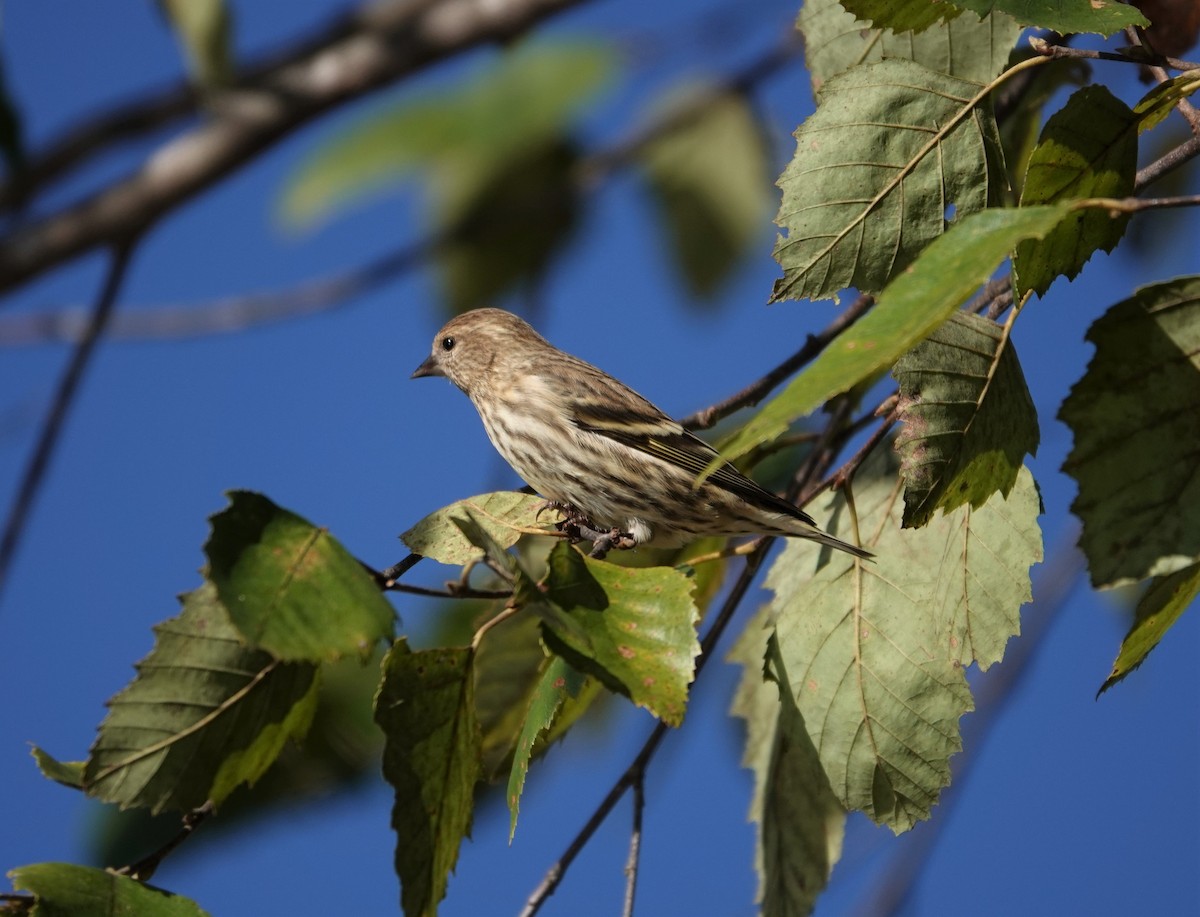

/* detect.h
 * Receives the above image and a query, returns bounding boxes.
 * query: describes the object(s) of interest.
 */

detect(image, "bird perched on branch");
[413,308,871,560]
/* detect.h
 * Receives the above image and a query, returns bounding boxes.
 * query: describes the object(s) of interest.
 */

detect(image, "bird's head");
[412,308,547,396]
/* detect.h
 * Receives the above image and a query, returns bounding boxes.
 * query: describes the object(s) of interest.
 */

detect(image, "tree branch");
[0,0,589,297]
[0,241,137,605]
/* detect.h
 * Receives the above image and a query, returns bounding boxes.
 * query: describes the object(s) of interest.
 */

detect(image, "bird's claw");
[533,501,636,558]
[587,528,637,559]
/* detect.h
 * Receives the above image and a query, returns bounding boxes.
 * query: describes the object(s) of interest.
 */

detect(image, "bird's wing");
[572,401,818,526]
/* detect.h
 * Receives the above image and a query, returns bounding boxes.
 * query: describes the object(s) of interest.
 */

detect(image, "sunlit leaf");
[722,205,1071,464]
[374,639,480,917]
[799,0,1021,87]
[893,312,1039,527]
[637,86,772,298]
[1099,563,1200,695]
[83,585,319,814]
[205,491,394,662]
[772,59,1005,303]
[29,747,84,790]
[1014,85,1137,297]
[766,450,1041,831]
[1060,276,1200,587]
[1133,69,1200,133]
[9,862,209,917]
[402,492,549,566]
[536,543,700,726]
[730,610,844,916]
[506,654,584,841]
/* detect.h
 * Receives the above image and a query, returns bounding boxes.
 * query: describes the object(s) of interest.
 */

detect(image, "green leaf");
[729,611,845,916]
[996,55,1091,200]
[842,0,1146,36]
[434,138,582,313]
[1099,563,1200,695]
[1133,70,1200,133]
[279,40,613,228]
[374,639,481,917]
[1013,85,1138,297]
[157,0,233,89]
[506,655,584,841]
[722,205,1071,463]
[205,491,394,662]
[82,585,319,814]
[29,747,84,790]
[536,542,700,727]
[402,492,548,566]
[9,862,210,917]
[799,0,1022,87]
[1060,277,1200,588]
[767,450,1041,831]
[893,311,1039,528]
[836,0,959,33]
[86,650,387,868]
[637,86,772,298]
[952,0,1147,36]
[772,59,1006,303]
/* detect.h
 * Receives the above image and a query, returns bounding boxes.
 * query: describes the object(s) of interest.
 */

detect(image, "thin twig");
[115,800,216,881]
[387,581,512,600]
[622,776,645,917]
[681,294,876,432]
[824,402,899,494]
[0,241,137,604]
[1028,34,1200,72]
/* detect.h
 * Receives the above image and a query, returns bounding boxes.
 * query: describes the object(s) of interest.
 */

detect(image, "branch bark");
[0,0,589,297]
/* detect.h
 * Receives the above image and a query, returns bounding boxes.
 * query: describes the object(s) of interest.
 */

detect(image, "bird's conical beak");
[411,355,443,379]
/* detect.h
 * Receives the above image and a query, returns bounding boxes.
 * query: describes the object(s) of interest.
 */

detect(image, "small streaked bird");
[412,308,871,560]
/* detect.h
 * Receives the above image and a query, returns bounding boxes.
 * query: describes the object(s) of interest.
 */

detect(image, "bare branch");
[115,801,216,882]
[0,241,137,605]
[0,0,589,297]
[622,776,644,917]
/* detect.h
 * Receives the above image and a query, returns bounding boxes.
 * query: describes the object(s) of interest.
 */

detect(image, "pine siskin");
[412,308,871,559]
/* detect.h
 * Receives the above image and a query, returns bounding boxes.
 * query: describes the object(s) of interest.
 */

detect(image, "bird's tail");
[806,527,874,560]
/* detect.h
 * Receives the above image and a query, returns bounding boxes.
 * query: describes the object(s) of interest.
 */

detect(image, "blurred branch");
[849,536,1086,917]
[0,241,137,605]
[0,32,805,346]
[0,0,589,297]
[622,776,644,917]
[114,801,215,882]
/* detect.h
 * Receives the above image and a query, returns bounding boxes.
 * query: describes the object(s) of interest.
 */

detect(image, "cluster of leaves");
[6,0,1200,915]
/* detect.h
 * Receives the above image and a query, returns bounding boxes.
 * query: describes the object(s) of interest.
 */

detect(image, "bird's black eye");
[441,336,456,352]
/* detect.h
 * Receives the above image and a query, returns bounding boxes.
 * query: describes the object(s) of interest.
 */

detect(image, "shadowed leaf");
[638,86,772,298]
[82,585,319,814]
[730,610,845,916]
[841,0,1146,35]
[1060,277,1200,587]
[893,311,1039,527]
[1133,69,1200,133]
[375,639,480,917]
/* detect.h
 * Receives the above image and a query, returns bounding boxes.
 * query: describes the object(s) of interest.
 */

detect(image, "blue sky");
[0,2,1196,916]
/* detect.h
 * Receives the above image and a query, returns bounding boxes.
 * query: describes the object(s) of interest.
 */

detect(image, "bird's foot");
[533,501,636,558]
[586,528,637,559]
